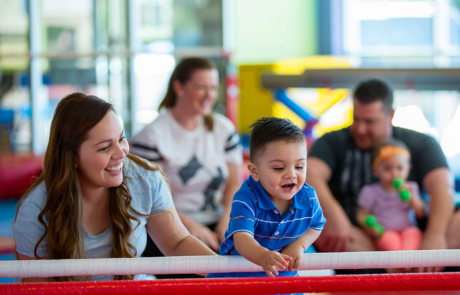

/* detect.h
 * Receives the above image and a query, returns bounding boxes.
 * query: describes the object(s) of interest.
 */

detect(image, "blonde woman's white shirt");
[131,110,242,225]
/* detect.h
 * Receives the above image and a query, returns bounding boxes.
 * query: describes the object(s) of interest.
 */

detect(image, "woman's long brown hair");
[159,57,216,131]
[15,93,161,281]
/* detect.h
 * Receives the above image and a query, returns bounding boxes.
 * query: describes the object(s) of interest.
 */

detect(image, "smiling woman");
[12,93,215,282]
[130,58,243,278]
[76,112,129,191]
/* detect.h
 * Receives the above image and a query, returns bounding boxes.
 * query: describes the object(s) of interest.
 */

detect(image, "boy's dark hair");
[353,79,393,114]
[249,117,305,162]
[372,139,411,164]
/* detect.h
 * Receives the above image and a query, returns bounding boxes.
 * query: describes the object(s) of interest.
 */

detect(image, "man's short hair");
[249,117,305,163]
[353,79,394,113]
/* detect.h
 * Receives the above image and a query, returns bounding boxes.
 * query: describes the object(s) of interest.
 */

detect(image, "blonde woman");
[131,57,242,261]
[13,93,215,282]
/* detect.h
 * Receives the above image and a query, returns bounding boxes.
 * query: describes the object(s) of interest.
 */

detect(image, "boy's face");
[373,154,411,188]
[248,140,307,203]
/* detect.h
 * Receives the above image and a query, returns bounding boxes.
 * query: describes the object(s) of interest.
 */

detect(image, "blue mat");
[0,199,18,237]
[0,199,19,237]
[0,254,14,283]
[0,199,18,283]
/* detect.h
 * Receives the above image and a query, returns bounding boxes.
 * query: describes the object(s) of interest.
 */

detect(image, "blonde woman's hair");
[159,57,216,131]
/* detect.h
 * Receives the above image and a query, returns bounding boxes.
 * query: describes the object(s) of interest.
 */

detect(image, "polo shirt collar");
[290,183,312,209]
[248,176,277,211]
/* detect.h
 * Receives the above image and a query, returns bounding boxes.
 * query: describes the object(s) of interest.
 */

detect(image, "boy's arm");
[281,228,321,272]
[233,232,292,277]
[296,228,322,250]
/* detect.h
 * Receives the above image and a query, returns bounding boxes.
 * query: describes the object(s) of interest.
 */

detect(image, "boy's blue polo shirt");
[207,176,326,279]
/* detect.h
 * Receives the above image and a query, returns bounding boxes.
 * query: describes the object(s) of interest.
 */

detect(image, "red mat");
[0,237,14,255]
[2,273,460,294]
[0,153,43,200]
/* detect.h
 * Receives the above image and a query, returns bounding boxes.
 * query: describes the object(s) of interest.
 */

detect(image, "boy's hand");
[280,241,305,272]
[259,251,292,277]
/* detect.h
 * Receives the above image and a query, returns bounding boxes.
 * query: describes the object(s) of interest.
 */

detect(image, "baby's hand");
[408,193,418,206]
[402,184,420,205]
[259,251,292,277]
[408,191,426,215]
[281,241,305,272]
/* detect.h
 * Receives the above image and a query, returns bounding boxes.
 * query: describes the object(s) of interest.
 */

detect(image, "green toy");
[393,177,411,202]
[364,215,384,237]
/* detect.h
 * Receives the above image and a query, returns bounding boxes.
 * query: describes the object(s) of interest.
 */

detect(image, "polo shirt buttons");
[275,231,280,236]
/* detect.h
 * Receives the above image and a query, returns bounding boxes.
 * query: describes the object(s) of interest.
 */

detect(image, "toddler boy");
[208,117,326,278]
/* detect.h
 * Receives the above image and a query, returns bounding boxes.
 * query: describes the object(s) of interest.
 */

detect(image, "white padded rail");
[1,250,459,278]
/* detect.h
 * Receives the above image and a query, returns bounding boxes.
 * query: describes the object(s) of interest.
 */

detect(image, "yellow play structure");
[238,56,354,147]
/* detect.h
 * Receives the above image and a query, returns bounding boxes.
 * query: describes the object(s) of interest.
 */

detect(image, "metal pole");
[28,0,46,155]
[127,0,140,138]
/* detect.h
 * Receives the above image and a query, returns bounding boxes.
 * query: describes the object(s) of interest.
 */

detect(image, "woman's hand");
[217,162,242,243]
[187,220,220,252]
[175,211,220,252]
[214,214,230,243]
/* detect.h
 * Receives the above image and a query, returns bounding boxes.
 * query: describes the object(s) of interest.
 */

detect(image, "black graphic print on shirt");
[179,156,225,211]
[202,167,224,211]
[179,156,202,185]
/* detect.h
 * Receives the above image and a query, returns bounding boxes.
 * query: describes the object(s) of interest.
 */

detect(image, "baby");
[357,140,425,251]
[208,117,325,278]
